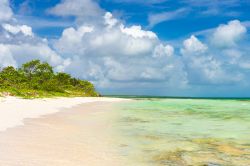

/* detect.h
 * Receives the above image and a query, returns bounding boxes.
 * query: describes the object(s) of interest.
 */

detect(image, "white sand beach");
[0,97,126,132]
[0,97,131,166]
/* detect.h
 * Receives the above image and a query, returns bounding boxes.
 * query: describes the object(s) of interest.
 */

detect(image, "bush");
[0,60,99,97]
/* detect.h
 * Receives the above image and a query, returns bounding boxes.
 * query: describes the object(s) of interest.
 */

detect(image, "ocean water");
[113,98,250,166]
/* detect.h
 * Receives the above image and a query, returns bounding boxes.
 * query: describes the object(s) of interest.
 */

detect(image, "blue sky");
[1,0,250,97]
[10,0,250,39]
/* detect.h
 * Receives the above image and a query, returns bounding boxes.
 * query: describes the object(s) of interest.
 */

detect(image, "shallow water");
[114,99,250,166]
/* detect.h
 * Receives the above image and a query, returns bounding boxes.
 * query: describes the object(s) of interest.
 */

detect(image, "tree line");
[0,60,99,98]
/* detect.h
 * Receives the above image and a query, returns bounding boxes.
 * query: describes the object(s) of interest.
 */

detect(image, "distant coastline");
[104,95,250,100]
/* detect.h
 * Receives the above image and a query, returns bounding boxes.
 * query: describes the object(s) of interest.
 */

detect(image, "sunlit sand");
[0,98,129,166]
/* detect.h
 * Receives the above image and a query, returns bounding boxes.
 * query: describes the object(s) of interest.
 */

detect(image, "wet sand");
[0,101,128,166]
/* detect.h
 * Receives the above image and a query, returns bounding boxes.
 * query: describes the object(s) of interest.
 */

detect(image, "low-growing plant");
[0,60,99,98]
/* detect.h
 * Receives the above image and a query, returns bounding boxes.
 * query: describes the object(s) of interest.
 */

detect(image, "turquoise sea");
[112,98,250,166]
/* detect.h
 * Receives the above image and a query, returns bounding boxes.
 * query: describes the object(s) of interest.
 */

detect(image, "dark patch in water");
[119,144,128,147]
[202,163,223,166]
[141,135,162,141]
[152,150,187,165]
[120,117,149,123]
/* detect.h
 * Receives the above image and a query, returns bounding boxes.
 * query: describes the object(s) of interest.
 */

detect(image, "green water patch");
[114,99,250,165]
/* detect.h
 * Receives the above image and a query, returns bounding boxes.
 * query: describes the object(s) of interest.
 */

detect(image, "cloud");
[153,44,174,58]
[0,0,13,22]
[15,15,73,30]
[0,3,70,72]
[181,35,207,55]
[180,35,245,85]
[47,0,104,21]
[47,0,193,90]
[0,44,17,68]
[186,54,243,84]
[2,24,34,37]
[52,12,186,88]
[148,8,189,27]
[104,12,118,29]
[54,13,159,57]
[8,43,69,69]
[211,20,247,47]
[0,40,71,72]
[54,25,94,55]
[120,24,157,39]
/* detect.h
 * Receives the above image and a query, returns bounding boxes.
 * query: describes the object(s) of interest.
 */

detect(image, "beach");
[0,97,130,166]
[1,97,250,165]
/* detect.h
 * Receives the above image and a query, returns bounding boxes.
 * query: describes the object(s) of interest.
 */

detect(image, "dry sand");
[0,97,126,131]
[0,97,130,166]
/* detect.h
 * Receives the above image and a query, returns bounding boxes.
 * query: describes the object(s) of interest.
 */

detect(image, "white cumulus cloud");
[104,12,118,29]
[181,35,207,55]
[52,11,185,88]
[211,20,247,47]
[120,24,157,39]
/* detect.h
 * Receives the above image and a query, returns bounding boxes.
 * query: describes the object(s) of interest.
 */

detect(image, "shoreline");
[0,96,129,132]
[1,97,249,165]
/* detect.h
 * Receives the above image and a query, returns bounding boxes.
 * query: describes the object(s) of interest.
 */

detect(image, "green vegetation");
[0,60,99,98]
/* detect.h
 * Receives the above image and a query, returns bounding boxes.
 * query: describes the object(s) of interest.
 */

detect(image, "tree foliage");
[0,60,99,98]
